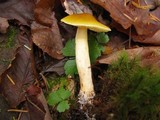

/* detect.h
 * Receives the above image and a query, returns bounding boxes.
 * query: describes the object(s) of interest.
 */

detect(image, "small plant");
[106,52,160,120]
[47,77,71,112]
[47,87,71,112]
[62,32,109,76]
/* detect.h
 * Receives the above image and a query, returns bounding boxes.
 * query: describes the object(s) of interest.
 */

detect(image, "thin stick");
[40,73,49,91]
[8,109,28,113]
[123,13,137,22]
[18,112,22,120]
[7,74,15,85]
[26,97,45,113]
[24,45,31,51]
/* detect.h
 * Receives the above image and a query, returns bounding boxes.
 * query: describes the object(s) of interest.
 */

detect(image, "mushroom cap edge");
[61,13,111,32]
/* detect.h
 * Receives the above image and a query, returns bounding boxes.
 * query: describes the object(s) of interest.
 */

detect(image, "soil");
[50,64,117,120]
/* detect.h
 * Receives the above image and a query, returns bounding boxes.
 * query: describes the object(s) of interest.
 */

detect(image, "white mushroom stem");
[75,27,95,105]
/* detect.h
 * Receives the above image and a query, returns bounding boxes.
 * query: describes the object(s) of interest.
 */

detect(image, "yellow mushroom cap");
[61,13,111,32]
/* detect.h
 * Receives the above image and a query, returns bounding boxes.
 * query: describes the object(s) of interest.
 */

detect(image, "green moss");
[6,26,17,48]
[106,52,160,120]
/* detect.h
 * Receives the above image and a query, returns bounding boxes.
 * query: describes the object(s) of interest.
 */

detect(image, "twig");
[8,109,28,112]
[26,97,45,113]
[40,73,49,91]
[24,45,31,51]
[123,13,137,22]
[7,74,15,85]
[18,112,22,120]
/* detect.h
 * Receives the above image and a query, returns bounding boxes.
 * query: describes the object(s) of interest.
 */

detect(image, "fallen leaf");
[31,20,63,59]
[59,22,76,41]
[0,29,35,107]
[0,0,35,25]
[0,95,18,119]
[91,0,160,44]
[0,17,9,33]
[103,32,126,55]
[19,85,52,120]
[34,0,55,26]
[99,47,160,67]
[62,0,92,14]
[42,59,66,76]
[0,26,20,76]
[134,30,160,45]
[32,0,63,59]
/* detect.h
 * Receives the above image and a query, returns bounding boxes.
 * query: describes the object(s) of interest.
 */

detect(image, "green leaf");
[47,91,62,106]
[57,100,70,112]
[89,35,102,63]
[62,33,109,75]
[64,59,78,76]
[99,44,105,52]
[96,32,109,44]
[57,87,71,100]
[62,39,75,56]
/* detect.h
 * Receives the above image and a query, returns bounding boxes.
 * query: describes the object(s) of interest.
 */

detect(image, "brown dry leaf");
[20,85,52,120]
[134,29,160,45]
[34,0,55,26]
[0,26,20,76]
[91,0,160,44]
[0,30,36,107]
[103,33,127,55]
[31,20,63,59]
[0,17,9,33]
[99,47,160,67]
[42,59,66,76]
[0,0,35,25]
[32,0,63,59]
[0,95,18,119]
[62,0,92,14]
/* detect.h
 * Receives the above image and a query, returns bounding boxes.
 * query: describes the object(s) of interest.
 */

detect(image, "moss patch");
[106,53,160,120]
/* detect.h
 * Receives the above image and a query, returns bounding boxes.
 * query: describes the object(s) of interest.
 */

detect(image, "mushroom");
[61,13,111,105]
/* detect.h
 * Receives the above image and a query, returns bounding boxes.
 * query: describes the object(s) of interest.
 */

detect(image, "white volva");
[75,27,95,105]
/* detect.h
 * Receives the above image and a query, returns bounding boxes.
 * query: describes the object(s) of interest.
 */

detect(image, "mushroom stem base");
[78,90,95,106]
[75,27,95,106]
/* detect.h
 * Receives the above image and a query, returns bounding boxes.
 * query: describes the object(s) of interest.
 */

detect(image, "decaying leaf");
[91,0,160,44]
[34,0,55,26]
[32,0,63,59]
[0,26,20,76]
[20,85,52,120]
[0,17,9,33]
[0,95,18,119]
[103,33,126,55]
[62,0,92,14]
[0,30,35,107]
[42,59,66,76]
[134,29,160,45]
[31,20,63,59]
[99,47,160,67]
[0,0,35,25]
